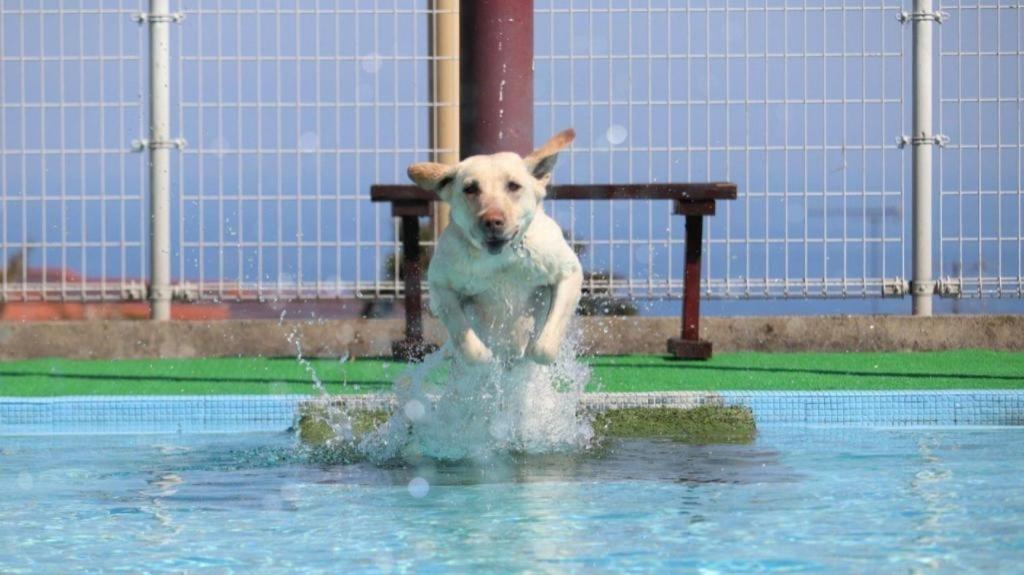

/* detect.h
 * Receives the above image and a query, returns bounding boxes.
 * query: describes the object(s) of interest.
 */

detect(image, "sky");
[1,0,1021,314]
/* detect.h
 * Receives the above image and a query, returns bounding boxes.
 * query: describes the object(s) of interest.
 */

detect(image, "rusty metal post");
[460,0,534,158]
[682,216,704,342]
[397,215,417,343]
[393,206,436,361]
[668,203,715,360]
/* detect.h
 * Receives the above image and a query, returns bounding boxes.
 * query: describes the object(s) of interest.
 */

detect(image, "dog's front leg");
[432,286,493,364]
[529,268,583,364]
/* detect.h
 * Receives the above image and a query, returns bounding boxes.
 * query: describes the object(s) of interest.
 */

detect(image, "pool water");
[2,427,1022,573]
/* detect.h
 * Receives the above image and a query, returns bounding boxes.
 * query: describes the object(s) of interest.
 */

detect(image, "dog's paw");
[528,337,560,365]
[459,333,494,364]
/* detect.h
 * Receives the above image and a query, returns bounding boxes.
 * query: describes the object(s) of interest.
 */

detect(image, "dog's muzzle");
[477,210,533,255]
[480,210,511,254]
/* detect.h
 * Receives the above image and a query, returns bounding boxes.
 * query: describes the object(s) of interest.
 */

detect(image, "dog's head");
[407,129,575,255]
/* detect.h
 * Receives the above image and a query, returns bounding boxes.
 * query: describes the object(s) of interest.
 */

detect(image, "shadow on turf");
[586,361,1024,383]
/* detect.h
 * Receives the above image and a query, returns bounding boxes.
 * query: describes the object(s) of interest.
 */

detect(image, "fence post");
[143,0,175,320]
[911,0,936,316]
[431,0,459,233]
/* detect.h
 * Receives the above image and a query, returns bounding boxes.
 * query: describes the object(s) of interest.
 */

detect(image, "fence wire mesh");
[0,0,1021,307]
[1,1,148,303]
[937,0,1024,298]
[171,1,436,302]
[536,0,908,299]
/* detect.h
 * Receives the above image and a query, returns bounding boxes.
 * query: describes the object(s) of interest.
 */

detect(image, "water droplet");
[361,52,383,74]
[606,124,628,145]
[407,477,429,498]
[403,399,426,422]
[299,131,319,153]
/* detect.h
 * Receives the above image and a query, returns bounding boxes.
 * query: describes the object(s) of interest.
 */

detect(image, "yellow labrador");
[407,129,583,365]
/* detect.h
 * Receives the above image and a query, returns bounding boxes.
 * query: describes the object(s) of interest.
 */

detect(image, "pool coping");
[1,390,1022,435]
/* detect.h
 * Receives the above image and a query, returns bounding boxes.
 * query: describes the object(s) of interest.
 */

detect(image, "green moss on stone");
[296,403,390,445]
[298,402,756,448]
[592,405,756,444]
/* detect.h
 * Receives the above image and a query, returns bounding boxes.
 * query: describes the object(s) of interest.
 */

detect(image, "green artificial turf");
[588,350,1024,391]
[0,350,1022,397]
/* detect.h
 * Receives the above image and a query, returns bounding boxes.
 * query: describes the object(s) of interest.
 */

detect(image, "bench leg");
[393,215,435,361]
[667,214,712,360]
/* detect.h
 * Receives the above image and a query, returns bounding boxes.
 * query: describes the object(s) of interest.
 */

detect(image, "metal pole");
[911,0,934,316]
[148,0,172,320]
[460,0,533,158]
[682,215,704,341]
[431,0,459,232]
[401,215,424,349]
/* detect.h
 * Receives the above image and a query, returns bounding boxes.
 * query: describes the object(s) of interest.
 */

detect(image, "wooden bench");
[370,183,737,360]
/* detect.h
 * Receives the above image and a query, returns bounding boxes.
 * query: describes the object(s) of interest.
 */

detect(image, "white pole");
[148,0,172,320]
[912,0,934,316]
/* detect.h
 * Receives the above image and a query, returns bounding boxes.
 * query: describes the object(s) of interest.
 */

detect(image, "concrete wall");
[0,315,1020,360]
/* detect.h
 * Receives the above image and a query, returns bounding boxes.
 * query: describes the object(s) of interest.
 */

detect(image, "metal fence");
[937,0,1024,298]
[1,2,148,302]
[0,0,1021,311]
[171,1,438,303]
[535,0,909,299]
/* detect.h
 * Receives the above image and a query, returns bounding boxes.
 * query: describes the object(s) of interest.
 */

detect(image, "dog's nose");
[481,211,505,233]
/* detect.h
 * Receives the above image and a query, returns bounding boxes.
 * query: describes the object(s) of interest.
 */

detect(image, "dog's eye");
[463,183,480,195]
[507,181,522,192]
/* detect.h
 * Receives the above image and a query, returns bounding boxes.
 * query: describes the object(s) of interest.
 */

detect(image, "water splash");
[359,325,594,464]
[285,326,324,393]
[286,326,355,445]
[290,309,593,464]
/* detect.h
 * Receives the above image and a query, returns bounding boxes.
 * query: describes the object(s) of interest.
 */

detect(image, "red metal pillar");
[668,202,715,360]
[400,215,423,349]
[392,201,434,361]
[682,215,704,341]
[460,0,534,158]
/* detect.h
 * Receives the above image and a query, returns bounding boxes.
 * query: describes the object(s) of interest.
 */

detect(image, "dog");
[407,129,583,365]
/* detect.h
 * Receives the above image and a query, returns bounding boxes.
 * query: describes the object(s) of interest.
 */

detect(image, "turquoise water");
[1,428,1021,573]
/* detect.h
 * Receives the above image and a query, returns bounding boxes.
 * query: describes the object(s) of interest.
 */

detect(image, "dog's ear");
[407,162,456,200]
[524,128,575,186]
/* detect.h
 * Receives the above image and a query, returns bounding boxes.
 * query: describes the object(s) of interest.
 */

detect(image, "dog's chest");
[449,251,550,296]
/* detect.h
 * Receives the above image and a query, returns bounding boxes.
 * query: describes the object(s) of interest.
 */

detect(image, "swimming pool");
[2,427,1020,573]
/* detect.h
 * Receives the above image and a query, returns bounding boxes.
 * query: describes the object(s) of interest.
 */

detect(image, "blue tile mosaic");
[0,396,308,435]
[720,391,1024,427]
[0,391,1022,435]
